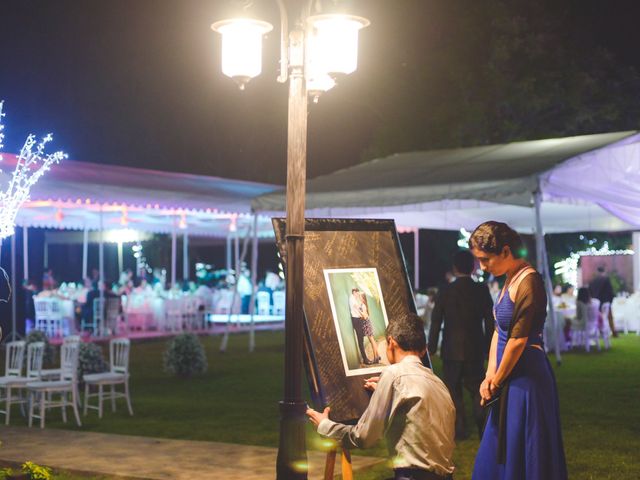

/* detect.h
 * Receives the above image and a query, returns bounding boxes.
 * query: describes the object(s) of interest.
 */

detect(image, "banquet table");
[612,295,640,333]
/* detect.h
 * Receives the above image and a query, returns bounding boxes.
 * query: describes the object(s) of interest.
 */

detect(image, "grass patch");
[2,332,639,479]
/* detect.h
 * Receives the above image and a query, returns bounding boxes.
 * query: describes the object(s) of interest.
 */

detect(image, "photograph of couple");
[324,268,390,376]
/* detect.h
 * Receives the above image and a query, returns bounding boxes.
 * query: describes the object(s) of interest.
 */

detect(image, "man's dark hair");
[351,288,359,293]
[597,266,606,274]
[385,313,426,352]
[453,250,475,275]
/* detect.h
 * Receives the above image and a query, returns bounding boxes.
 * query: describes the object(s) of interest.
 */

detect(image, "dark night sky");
[1,0,640,185]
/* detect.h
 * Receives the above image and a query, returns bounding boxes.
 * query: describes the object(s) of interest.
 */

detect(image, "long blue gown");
[472,272,568,480]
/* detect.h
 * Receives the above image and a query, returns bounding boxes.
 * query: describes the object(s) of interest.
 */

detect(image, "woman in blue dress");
[469,221,567,480]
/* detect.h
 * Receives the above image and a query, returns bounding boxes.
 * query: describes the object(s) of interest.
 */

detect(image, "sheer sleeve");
[510,272,547,339]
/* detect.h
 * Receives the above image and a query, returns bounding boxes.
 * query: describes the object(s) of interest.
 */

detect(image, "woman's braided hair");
[468,221,525,258]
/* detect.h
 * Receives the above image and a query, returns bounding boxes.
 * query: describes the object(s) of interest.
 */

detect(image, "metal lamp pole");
[277,23,308,480]
[212,4,368,477]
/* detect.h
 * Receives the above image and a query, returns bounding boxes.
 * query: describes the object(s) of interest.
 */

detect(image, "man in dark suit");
[428,250,494,439]
[589,265,617,337]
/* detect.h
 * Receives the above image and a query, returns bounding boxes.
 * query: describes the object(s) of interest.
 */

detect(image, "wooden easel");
[324,446,354,480]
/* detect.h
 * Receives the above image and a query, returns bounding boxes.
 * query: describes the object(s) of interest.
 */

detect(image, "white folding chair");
[27,341,82,428]
[272,290,285,316]
[584,300,601,353]
[33,299,52,334]
[599,302,612,350]
[0,341,27,424]
[83,338,133,419]
[48,300,64,338]
[256,291,271,316]
[39,335,81,380]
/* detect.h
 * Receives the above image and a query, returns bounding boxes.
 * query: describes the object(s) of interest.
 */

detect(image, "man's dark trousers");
[351,316,368,362]
[442,359,485,439]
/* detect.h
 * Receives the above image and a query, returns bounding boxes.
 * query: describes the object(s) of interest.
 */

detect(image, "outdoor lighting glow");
[104,228,143,244]
[554,241,634,287]
[211,18,273,89]
[307,14,369,76]
[0,100,65,239]
[457,227,471,248]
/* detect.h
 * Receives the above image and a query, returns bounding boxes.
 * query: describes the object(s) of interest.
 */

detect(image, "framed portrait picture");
[273,218,421,423]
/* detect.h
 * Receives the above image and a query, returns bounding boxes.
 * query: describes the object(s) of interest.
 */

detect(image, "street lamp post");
[212,3,368,478]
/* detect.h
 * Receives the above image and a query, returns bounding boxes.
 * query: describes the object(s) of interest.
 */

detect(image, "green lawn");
[3,332,640,479]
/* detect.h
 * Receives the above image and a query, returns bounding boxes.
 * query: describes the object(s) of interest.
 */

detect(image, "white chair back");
[49,299,63,320]
[60,342,80,381]
[272,290,286,316]
[256,291,271,315]
[4,341,26,377]
[26,342,45,379]
[110,338,131,375]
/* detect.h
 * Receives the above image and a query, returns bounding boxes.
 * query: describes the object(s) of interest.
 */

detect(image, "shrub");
[21,462,52,480]
[78,342,108,380]
[25,330,55,367]
[163,333,208,377]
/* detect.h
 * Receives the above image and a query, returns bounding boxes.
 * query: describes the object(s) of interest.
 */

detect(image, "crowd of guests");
[23,264,284,334]
[307,221,568,480]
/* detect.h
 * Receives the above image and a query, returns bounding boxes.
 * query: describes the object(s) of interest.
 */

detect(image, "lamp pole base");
[276,400,308,480]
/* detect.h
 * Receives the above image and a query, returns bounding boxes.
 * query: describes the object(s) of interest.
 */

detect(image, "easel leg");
[324,447,354,480]
[324,448,337,480]
[341,448,354,480]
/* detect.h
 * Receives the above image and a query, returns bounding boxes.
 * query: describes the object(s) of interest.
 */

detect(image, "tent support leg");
[249,215,258,353]
[534,185,562,365]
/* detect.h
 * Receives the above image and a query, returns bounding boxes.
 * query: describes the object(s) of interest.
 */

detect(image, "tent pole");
[117,241,123,275]
[183,232,189,281]
[22,226,28,282]
[633,232,640,292]
[249,215,258,352]
[10,233,17,341]
[413,228,420,290]
[534,183,561,365]
[171,228,177,288]
[226,234,232,272]
[44,238,48,269]
[82,227,89,280]
[220,226,252,352]
[99,207,105,337]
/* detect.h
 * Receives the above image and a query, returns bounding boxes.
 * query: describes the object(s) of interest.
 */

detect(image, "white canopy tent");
[0,153,281,341]
[252,130,640,362]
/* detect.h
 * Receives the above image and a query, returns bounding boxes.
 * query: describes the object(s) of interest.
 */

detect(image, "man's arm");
[307,370,395,450]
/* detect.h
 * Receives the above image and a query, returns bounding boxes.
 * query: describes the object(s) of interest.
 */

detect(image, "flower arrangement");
[78,342,108,381]
[163,333,208,377]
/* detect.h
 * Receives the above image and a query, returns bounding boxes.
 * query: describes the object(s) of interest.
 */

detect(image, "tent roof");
[252,131,640,233]
[0,153,281,237]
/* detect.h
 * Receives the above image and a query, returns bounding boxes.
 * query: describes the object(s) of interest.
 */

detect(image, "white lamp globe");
[307,14,369,76]
[211,18,273,89]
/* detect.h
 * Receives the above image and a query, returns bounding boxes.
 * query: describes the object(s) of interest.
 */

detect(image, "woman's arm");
[490,337,528,390]
[480,329,499,403]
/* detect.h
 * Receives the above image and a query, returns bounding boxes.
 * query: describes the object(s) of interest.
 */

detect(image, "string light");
[0,100,65,239]
[554,241,634,287]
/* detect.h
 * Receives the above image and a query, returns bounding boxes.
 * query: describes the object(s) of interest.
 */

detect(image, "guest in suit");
[589,266,617,337]
[428,250,494,439]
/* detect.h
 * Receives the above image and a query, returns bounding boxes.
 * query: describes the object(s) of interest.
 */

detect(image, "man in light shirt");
[307,314,456,480]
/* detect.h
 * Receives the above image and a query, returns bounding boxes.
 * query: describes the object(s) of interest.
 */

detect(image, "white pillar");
[182,232,189,281]
[171,229,177,288]
[633,232,640,292]
[82,227,89,280]
[10,233,17,341]
[534,186,561,364]
[22,226,29,282]
[413,228,420,290]
[226,234,232,272]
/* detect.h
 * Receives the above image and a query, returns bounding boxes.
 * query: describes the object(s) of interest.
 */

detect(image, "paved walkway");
[0,426,384,479]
